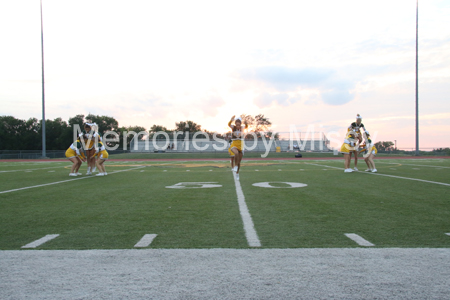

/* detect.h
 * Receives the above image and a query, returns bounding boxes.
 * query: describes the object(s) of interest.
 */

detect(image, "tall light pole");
[40,0,47,158]
[415,0,419,155]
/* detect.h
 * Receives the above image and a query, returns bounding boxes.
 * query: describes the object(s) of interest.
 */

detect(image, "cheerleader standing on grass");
[359,131,378,173]
[65,139,86,176]
[228,115,248,180]
[348,114,365,171]
[79,123,101,175]
[94,141,109,176]
[340,131,358,173]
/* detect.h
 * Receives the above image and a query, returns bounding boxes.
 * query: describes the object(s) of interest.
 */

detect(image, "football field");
[1,157,449,249]
[1,157,450,299]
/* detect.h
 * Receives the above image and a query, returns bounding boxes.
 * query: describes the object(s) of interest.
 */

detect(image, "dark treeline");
[0,113,273,150]
[0,114,139,151]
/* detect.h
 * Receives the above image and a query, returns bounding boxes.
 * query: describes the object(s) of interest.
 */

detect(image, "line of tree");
[148,114,276,140]
[374,141,395,152]
[0,114,274,150]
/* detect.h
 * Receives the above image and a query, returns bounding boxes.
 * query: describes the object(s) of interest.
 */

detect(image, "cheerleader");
[65,139,86,176]
[347,114,365,171]
[340,131,358,173]
[79,123,101,175]
[94,141,109,176]
[228,115,248,180]
[359,131,378,173]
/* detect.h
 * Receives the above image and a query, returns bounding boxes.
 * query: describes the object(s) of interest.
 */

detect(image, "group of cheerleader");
[340,114,377,173]
[65,123,109,177]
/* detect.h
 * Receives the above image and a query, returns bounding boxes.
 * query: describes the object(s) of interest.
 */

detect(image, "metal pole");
[40,0,47,158]
[415,0,419,155]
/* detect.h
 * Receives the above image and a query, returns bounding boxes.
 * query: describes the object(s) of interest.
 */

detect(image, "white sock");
[87,167,91,172]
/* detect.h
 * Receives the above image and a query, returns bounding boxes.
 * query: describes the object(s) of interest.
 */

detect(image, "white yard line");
[134,234,158,248]
[345,233,375,247]
[376,162,450,169]
[0,166,145,194]
[233,173,261,247]
[304,163,450,187]
[0,165,68,173]
[21,234,60,249]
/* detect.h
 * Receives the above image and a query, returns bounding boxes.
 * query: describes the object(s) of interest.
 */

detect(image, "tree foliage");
[374,141,395,152]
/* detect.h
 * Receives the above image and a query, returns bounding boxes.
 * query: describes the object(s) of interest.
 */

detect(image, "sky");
[0,0,449,150]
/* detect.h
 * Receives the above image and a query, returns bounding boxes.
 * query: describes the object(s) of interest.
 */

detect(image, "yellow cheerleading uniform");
[230,140,243,152]
[360,145,377,156]
[228,120,248,153]
[65,141,86,159]
[340,132,357,154]
[94,142,109,160]
[228,146,235,157]
[79,131,101,150]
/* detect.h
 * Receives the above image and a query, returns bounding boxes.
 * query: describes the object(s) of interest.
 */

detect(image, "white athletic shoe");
[104,172,108,176]
[76,172,82,175]
[236,174,240,180]
[96,173,105,176]
[371,169,377,173]
[344,168,353,173]
[365,169,372,172]
[86,171,92,175]
[233,166,238,172]
[354,167,358,171]
[69,173,77,176]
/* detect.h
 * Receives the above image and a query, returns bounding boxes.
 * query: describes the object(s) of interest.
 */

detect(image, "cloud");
[237,66,333,91]
[254,92,303,108]
[234,66,356,107]
[197,95,225,117]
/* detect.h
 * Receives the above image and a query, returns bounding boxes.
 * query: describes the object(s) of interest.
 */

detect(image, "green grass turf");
[0,158,449,249]
[108,151,338,159]
[107,151,425,160]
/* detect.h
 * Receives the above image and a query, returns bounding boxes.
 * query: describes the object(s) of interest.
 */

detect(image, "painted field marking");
[134,234,157,247]
[446,233,450,236]
[166,182,222,189]
[21,234,60,249]
[255,170,259,171]
[305,163,450,187]
[0,165,67,173]
[233,172,261,247]
[377,162,450,169]
[0,166,145,194]
[345,233,375,247]
[253,182,307,188]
